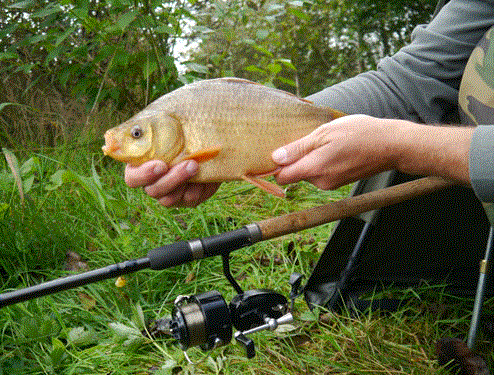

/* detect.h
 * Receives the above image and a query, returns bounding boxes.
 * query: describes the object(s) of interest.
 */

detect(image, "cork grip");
[257,176,454,241]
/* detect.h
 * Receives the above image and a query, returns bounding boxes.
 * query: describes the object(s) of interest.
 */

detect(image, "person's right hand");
[124,160,220,208]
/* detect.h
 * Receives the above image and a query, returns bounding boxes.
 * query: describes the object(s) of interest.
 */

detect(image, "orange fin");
[253,167,282,178]
[241,174,286,198]
[183,147,221,163]
[325,107,347,119]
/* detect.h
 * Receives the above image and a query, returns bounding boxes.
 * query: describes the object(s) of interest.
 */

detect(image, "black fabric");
[304,173,493,313]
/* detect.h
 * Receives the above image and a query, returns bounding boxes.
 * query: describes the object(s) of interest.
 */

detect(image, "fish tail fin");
[241,174,286,198]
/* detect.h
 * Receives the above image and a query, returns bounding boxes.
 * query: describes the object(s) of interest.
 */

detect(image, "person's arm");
[272,115,474,190]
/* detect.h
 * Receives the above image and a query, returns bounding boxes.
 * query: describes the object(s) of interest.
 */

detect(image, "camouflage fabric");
[459,27,494,125]
[458,26,494,223]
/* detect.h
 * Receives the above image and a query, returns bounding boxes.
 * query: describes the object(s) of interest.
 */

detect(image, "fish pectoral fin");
[241,174,286,198]
[183,146,221,163]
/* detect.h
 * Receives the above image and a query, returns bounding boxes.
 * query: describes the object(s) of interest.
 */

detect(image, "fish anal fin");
[241,174,286,198]
[253,167,282,178]
[183,146,221,163]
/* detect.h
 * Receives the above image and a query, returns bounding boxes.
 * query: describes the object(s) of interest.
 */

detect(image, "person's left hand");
[271,114,398,190]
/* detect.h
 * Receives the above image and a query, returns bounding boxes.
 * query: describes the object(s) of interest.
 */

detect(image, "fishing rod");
[0,176,453,358]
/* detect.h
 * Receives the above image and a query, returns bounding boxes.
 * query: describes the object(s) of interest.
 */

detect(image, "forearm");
[390,121,474,185]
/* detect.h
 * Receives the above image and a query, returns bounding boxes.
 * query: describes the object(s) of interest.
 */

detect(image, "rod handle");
[257,176,454,240]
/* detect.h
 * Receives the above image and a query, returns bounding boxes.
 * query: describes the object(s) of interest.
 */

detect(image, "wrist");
[390,121,473,184]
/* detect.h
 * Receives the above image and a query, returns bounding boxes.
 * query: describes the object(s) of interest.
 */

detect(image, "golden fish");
[102,78,344,197]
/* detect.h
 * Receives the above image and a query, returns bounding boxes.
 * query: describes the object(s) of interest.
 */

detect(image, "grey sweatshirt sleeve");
[469,125,494,202]
[306,0,494,124]
[306,0,494,201]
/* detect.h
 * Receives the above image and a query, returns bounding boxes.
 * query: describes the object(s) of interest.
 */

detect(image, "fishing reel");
[152,254,304,359]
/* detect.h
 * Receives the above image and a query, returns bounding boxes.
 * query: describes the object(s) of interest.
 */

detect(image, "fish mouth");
[102,131,120,156]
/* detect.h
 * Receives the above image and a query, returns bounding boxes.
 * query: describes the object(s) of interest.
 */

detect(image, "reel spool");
[168,288,292,358]
[170,291,232,351]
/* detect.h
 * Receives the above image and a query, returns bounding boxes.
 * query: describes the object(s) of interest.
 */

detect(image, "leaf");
[256,29,269,40]
[154,24,176,35]
[288,7,311,21]
[266,62,282,74]
[67,327,97,346]
[276,58,297,70]
[298,308,320,321]
[22,175,34,194]
[8,0,34,9]
[109,322,143,346]
[50,338,67,367]
[55,26,76,47]
[65,250,89,272]
[45,44,66,64]
[183,62,209,74]
[0,52,19,60]
[253,44,274,57]
[244,65,266,74]
[77,292,96,310]
[109,322,142,339]
[115,276,127,288]
[131,303,145,329]
[277,76,296,87]
[143,60,159,79]
[0,203,9,219]
[20,156,36,176]
[0,102,23,112]
[32,3,62,18]
[107,10,139,32]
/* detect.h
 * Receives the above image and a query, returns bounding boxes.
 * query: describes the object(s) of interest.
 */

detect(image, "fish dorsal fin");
[326,108,347,119]
[220,77,261,86]
[241,174,286,198]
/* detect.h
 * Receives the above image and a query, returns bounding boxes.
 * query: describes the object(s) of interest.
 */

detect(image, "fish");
[102,77,345,197]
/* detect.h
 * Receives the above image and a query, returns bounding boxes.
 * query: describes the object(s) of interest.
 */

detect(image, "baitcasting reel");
[152,254,304,359]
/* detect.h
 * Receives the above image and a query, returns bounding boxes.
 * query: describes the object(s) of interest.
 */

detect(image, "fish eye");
[130,125,143,139]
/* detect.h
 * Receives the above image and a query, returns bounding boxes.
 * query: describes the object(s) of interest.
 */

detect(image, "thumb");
[272,133,318,165]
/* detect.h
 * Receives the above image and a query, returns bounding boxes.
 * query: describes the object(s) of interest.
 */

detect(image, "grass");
[0,145,494,374]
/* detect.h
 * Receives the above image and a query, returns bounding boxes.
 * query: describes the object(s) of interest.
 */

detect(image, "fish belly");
[185,120,319,182]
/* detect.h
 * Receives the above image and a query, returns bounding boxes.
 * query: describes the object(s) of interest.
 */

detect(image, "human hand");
[271,114,399,190]
[272,114,473,190]
[124,160,220,207]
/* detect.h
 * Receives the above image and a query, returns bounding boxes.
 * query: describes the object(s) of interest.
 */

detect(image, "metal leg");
[327,221,372,311]
[467,226,493,349]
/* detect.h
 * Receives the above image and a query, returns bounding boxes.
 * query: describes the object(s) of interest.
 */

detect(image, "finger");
[157,183,189,207]
[158,183,220,208]
[124,160,169,188]
[271,134,317,166]
[181,183,210,207]
[272,123,332,165]
[274,145,331,185]
[144,160,199,199]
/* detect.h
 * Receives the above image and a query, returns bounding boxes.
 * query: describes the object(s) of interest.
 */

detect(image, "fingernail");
[153,163,168,176]
[185,160,198,175]
[272,147,288,164]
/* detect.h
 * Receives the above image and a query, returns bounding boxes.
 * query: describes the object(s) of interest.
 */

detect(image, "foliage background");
[0,0,436,149]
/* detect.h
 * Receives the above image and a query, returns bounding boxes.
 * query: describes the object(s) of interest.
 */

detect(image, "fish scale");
[102,77,345,197]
